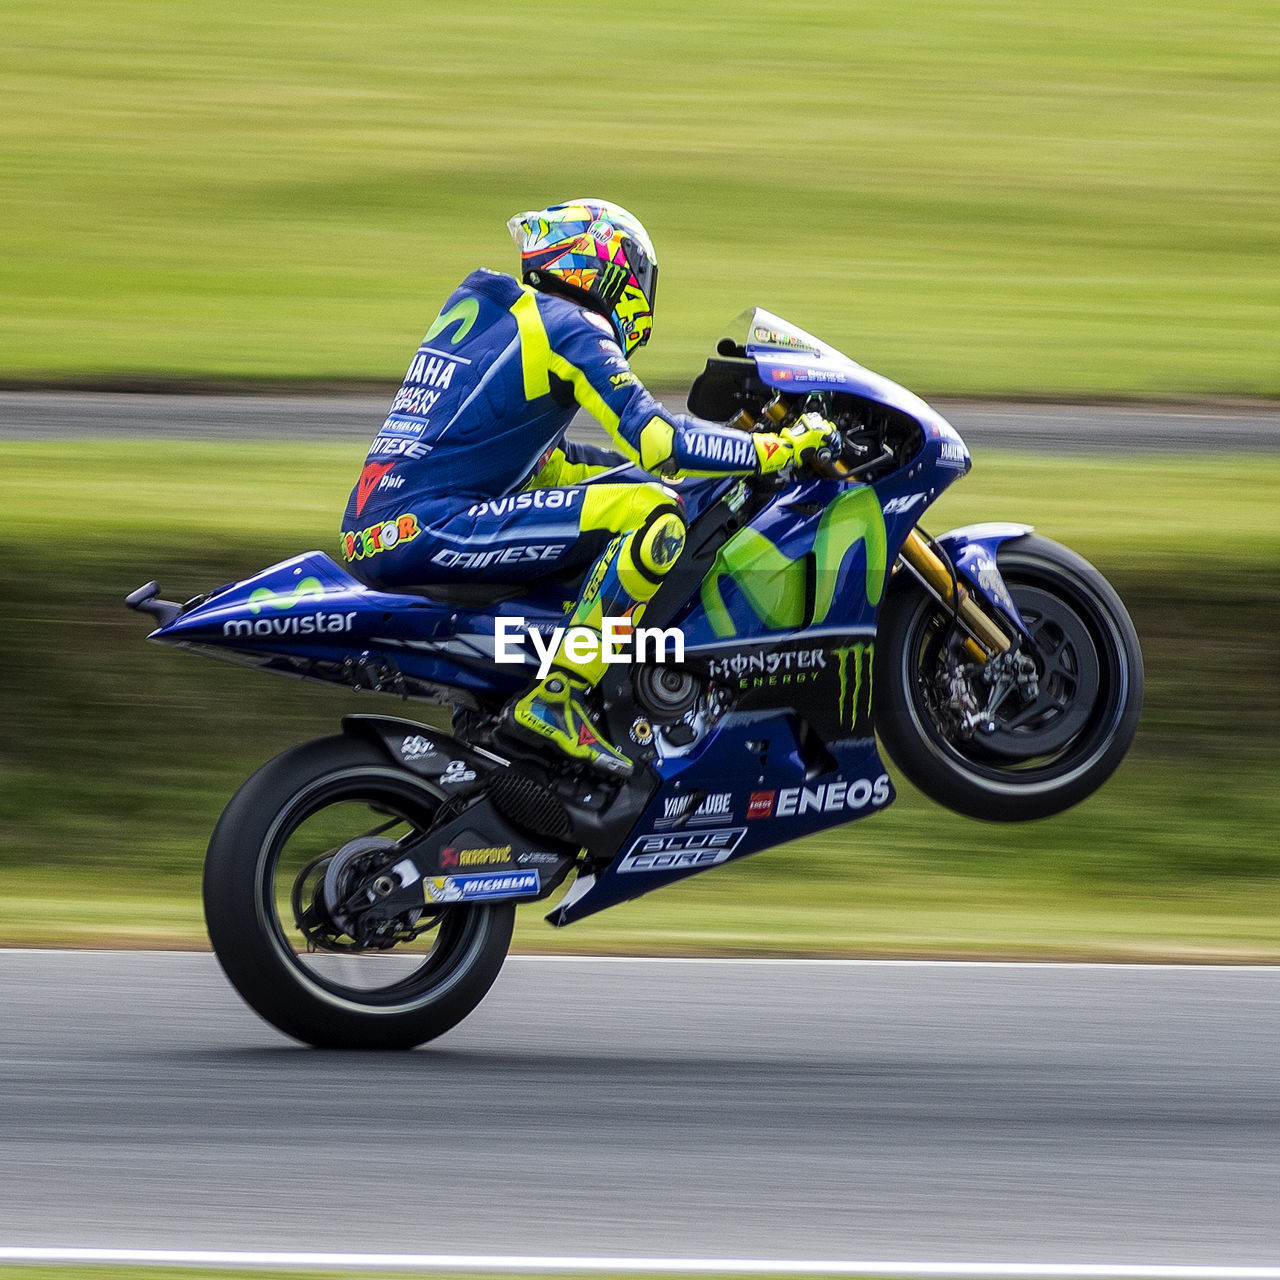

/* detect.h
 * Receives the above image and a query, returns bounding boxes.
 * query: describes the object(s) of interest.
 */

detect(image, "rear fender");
[342,715,579,904]
[341,714,496,792]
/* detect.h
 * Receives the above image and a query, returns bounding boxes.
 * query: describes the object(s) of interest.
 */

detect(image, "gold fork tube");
[898,529,1012,660]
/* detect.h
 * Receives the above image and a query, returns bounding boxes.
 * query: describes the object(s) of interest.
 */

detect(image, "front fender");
[928,522,1035,644]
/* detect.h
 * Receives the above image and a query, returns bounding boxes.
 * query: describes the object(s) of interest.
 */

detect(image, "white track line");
[1,1251,1279,1276]
[504,957,1280,971]
[1,949,1277,972]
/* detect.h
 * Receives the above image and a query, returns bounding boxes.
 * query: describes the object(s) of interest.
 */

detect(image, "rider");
[341,198,838,778]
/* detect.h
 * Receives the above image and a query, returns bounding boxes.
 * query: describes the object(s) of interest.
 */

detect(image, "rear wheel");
[875,534,1143,821]
[203,735,513,1049]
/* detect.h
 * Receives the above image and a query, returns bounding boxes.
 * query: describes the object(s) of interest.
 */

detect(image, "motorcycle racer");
[341,198,838,777]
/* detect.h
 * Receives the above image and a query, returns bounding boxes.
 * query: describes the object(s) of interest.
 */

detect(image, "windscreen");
[721,308,848,362]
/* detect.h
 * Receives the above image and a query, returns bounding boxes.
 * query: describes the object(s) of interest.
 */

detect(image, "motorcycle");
[127,308,1143,1049]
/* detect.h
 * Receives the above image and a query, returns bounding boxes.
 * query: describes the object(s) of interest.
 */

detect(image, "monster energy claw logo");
[833,642,874,731]
[248,577,324,614]
[596,261,629,304]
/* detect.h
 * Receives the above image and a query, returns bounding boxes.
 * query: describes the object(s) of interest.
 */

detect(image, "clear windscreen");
[720,307,847,362]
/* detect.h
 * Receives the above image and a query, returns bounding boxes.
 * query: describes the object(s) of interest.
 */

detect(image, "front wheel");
[875,534,1143,821]
[203,735,514,1049]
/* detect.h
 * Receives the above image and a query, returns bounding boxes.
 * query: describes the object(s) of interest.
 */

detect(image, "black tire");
[875,534,1143,821]
[203,734,514,1049]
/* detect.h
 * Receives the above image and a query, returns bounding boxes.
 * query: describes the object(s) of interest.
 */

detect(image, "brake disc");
[321,835,402,940]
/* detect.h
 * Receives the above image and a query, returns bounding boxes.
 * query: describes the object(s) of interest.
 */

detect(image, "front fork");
[896,528,1039,738]
[898,528,1013,660]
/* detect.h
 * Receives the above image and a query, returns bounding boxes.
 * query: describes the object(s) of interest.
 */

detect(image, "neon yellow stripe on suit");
[637,416,675,473]
[509,288,554,402]
[615,533,653,601]
[509,288,679,472]
[525,446,614,489]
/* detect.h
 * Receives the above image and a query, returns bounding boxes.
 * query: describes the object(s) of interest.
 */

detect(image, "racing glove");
[753,413,841,476]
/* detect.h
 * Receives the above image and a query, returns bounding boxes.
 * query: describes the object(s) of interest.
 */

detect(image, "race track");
[4,394,1277,1268]
[1,952,1277,1265]
[2,389,1279,451]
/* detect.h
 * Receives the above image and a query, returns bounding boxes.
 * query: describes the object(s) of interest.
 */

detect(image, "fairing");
[730,307,959,440]
[139,313,1011,925]
[147,551,566,698]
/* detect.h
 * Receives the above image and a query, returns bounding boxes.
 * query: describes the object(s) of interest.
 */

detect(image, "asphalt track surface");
[3,389,1280,451]
[1,952,1277,1265]
[4,398,1277,1270]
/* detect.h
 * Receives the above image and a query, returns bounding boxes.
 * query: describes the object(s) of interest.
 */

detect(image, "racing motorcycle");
[127,309,1143,1049]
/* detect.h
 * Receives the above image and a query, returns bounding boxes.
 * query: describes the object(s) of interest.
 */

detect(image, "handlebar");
[809,441,860,481]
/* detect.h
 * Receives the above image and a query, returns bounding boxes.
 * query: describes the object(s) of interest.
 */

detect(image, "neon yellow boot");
[506,670,634,778]
[502,508,686,777]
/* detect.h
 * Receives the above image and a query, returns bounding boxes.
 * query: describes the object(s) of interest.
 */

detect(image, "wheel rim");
[904,560,1132,789]
[254,766,495,1012]
[970,584,1101,759]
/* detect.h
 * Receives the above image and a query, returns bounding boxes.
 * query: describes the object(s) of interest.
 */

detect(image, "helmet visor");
[623,238,658,314]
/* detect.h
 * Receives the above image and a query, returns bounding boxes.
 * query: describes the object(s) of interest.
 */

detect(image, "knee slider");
[632,505,687,585]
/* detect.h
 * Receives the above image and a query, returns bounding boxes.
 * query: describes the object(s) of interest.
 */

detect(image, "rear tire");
[203,735,514,1049]
[875,534,1142,821]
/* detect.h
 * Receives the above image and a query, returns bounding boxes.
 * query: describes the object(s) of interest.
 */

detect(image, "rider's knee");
[581,481,681,536]
[616,499,685,602]
[635,505,686,578]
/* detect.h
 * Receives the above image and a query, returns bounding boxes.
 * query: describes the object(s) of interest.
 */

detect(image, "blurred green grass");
[1,441,1276,957]
[3,0,1278,395]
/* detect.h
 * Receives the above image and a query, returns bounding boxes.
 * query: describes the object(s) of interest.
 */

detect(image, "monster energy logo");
[247,577,324,615]
[596,261,629,304]
[833,641,874,731]
[700,486,888,638]
[708,648,827,681]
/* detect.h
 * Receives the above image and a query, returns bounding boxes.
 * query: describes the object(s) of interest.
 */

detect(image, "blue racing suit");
[340,269,760,593]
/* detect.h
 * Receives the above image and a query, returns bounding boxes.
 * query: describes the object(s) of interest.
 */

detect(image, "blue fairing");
[548,714,893,925]
[739,307,960,441]
[144,310,1012,923]
[149,551,565,696]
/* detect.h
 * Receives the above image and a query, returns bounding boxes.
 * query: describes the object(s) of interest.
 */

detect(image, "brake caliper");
[938,649,1039,740]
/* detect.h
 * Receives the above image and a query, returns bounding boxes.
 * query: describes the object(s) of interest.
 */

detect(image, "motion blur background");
[1,0,1277,955]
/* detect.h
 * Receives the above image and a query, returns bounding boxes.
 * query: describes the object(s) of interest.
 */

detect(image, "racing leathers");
[341,268,831,776]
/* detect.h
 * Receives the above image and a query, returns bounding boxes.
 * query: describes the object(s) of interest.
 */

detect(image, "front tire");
[203,735,514,1049]
[875,534,1143,821]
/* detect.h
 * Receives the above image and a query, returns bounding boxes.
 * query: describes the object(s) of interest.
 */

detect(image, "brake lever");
[809,444,857,481]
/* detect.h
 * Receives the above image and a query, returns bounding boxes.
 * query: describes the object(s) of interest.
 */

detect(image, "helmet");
[508,198,658,357]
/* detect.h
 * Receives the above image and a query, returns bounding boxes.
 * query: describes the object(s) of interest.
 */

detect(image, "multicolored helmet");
[507,199,658,357]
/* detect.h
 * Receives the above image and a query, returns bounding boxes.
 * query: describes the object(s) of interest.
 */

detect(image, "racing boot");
[500,514,686,777]
[504,670,633,778]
